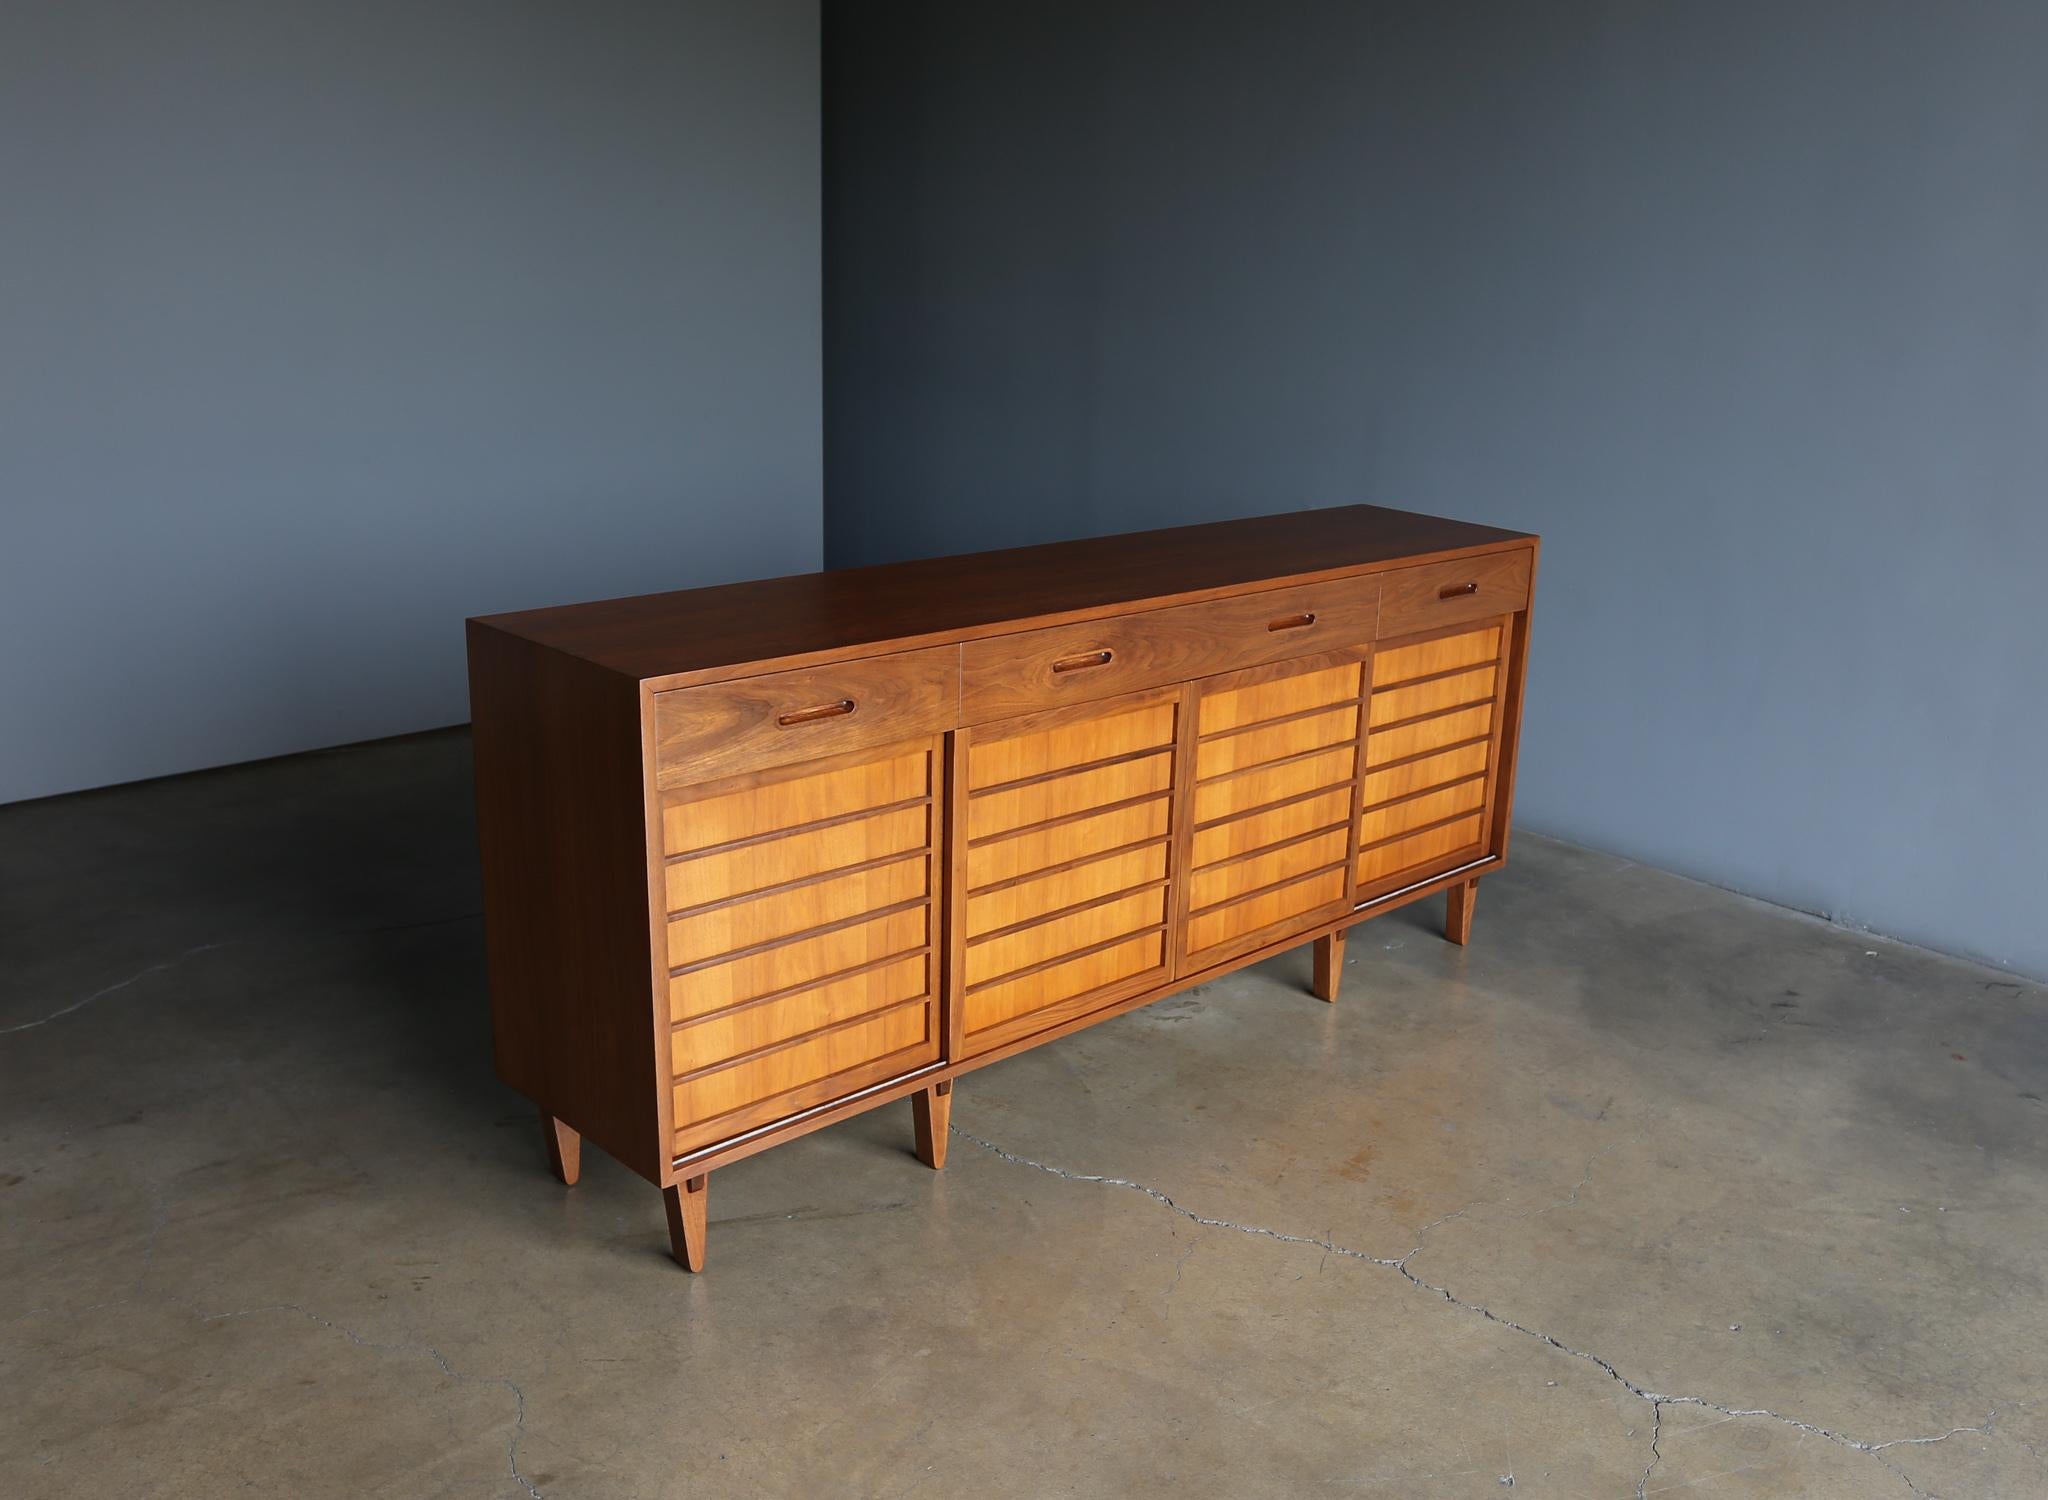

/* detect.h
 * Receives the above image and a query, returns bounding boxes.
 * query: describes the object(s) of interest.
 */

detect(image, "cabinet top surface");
[471,503,1535,683]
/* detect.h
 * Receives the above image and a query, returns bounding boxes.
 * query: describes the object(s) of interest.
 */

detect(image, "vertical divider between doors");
[1343,644,1376,906]
[1475,612,1517,862]
[1164,680,1202,981]
[941,727,970,1063]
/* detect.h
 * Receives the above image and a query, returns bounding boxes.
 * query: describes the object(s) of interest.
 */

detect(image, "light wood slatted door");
[1356,619,1511,898]
[955,689,1181,1055]
[661,737,943,1156]
[1178,653,1367,969]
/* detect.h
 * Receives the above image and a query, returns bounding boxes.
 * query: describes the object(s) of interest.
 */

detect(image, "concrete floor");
[3,731,2045,1500]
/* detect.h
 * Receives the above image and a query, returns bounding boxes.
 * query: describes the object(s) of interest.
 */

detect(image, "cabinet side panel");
[1488,544,1540,862]
[467,621,662,1184]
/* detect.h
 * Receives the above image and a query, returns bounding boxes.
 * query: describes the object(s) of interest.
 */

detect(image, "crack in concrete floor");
[0,912,482,1039]
[953,1125,2016,1499]
[196,1295,542,1499]
[0,942,234,1036]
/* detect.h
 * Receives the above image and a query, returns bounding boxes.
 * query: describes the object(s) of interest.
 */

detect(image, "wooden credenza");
[467,505,1537,1269]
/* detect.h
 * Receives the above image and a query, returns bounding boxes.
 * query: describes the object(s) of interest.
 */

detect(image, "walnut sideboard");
[466,505,1538,1270]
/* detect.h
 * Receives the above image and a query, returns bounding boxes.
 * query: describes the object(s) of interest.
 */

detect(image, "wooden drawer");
[1377,549,1531,637]
[654,646,958,789]
[958,579,1378,724]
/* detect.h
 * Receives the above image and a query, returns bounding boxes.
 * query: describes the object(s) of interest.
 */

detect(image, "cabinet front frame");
[1354,611,1519,905]
[945,685,1188,1061]
[645,542,1539,1182]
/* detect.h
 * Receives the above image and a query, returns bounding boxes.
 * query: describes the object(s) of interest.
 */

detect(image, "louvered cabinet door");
[1178,653,1366,969]
[953,689,1183,1056]
[660,738,943,1157]
[1356,618,1512,898]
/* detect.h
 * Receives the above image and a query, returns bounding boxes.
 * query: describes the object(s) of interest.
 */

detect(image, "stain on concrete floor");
[3,730,2045,1498]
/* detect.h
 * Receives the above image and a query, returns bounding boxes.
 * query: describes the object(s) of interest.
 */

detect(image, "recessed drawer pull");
[1266,611,1317,632]
[776,699,856,727]
[1051,649,1115,674]
[1438,581,1479,600]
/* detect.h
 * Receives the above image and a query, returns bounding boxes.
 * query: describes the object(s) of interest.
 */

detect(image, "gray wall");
[2,0,821,803]
[825,1,2048,977]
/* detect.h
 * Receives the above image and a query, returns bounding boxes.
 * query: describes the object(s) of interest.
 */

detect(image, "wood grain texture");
[468,515,1539,1264]
[663,746,929,853]
[1369,664,1498,728]
[542,1113,581,1186]
[1190,786,1353,866]
[1179,654,1363,964]
[959,579,1377,723]
[912,1080,951,1169]
[951,689,1184,1052]
[1371,625,1502,686]
[1357,813,1486,886]
[1366,703,1495,768]
[1312,928,1346,1003]
[966,842,1169,938]
[1361,742,1489,808]
[1356,617,1515,901]
[1185,867,1349,954]
[660,739,943,1152]
[665,1175,708,1272]
[467,621,665,1185]
[477,505,1530,686]
[967,699,1176,787]
[654,646,957,788]
[1357,776,1488,847]
[670,955,928,1074]
[962,930,1166,1047]
[665,803,927,912]
[1446,879,1478,946]
[1192,744,1357,825]
[1377,549,1531,636]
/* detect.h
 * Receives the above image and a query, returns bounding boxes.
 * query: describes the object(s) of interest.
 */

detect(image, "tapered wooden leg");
[664,1175,709,1272]
[1446,879,1478,946]
[912,1080,952,1169]
[1312,928,1347,1002]
[542,1112,580,1186]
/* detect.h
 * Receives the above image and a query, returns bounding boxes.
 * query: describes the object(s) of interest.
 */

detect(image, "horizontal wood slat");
[967,701,1176,789]
[966,843,1169,938]
[965,886,1168,989]
[665,804,928,912]
[1357,776,1487,847]
[1367,703,1494,767]
[1361,741,1490,809]
[663,749,930,855]
[1185,867,1348,954]
[1190,786,1353,866]
[670,954,928,1075]
[1356,813,1486,886]
[1196,660,1363,735]
[1188,828,1348,911]
[962,931,1164,1039]
[669,895,927,1018]
[672,1002,934,1130]
[1370,624,1502,688]
[1195,703,1359,779]
[967,751,1172,841]
[1369,664,1498,728]
[1192,744,1355,824]
[966,797,1172,888]
[666,857,928,968]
